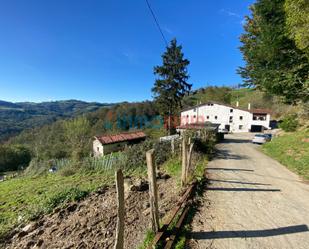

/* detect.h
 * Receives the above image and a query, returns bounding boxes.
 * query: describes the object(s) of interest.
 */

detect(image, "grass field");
[0,168,147,239]
[262,129,309,180]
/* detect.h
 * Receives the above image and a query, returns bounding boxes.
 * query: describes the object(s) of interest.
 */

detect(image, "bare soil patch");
[4,175,180,249]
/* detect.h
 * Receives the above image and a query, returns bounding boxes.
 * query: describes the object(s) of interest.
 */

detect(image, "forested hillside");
[0,100,110,141]
[3,87,294,169]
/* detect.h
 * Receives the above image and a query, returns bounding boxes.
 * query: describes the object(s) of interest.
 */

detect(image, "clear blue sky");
[0,0,254,103]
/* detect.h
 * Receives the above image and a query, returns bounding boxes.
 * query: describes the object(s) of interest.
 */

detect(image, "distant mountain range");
[0,100,112,141]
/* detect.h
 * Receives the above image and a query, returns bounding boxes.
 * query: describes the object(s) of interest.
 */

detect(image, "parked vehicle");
[264,134,273,140]
[219,128,229,134]
[252,134,271,144]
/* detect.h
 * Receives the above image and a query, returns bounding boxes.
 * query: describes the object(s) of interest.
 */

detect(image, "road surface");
[189,133,309,249]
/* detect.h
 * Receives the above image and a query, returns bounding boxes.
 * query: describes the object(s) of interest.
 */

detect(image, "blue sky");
[0,0,254,103]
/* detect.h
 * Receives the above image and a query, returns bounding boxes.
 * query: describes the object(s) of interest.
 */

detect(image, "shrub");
[122,139,173,170]
[279,114,299,132]
[0,144,31,172]
[24,159,52,176]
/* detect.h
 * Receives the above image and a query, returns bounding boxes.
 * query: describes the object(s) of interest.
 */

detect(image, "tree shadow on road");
[214,149,250,160]
[221,138,252,144]
[208,179,271,186]
[207,167,254,172]
[206,187,281,192]
[189,224,309,240]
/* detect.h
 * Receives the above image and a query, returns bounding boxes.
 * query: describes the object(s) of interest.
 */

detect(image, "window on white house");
[187,115,189,118]
[193,108,197,112]
[97,147,100,152]
[230,109,233,113]
[206,116,209,119]
[239,125,243,130]
[215,116,218,120]
[194,115,196,118]
[240,116,243,120]
[229,116,233,123]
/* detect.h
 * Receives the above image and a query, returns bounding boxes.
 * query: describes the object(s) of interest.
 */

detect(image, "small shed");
[93,131,146,157]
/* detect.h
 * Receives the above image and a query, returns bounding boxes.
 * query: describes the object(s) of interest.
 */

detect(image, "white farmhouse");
[180,101,271,133]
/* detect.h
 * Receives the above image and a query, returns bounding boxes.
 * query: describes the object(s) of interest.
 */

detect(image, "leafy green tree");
[285,0,309,57]
[238,0,309,104]
[64,116,91,161]
[152,39,192,134]
[0,144,31,172]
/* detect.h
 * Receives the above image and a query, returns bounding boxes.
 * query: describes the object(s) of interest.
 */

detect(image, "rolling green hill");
[0,100,111,141]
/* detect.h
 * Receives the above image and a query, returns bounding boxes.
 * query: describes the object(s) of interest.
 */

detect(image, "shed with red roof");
[93,131,146,157]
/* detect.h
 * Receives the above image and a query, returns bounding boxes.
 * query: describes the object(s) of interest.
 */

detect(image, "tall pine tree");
[152,39,192,134]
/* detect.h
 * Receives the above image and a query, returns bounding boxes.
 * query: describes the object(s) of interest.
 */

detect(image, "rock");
[124,178,133,197]
[131,179,149,192]
[142,208,150,216]
[22,222,38,233]
[157,172,171,180]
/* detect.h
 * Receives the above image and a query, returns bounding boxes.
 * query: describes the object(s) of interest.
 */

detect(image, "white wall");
[181,103,270,133]
[93,139,104,157]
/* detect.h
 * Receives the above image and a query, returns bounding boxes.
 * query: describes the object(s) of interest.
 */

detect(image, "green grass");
[0,171,116,239]
[262,129,309,180]
[163,157,182,179]
[138,230,156,249]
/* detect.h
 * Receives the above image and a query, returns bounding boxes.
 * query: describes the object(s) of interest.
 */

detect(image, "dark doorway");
[225,125,230,131]
[251,125,263,132]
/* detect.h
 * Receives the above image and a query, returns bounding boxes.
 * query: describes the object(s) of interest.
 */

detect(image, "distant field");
[262,129,309,180]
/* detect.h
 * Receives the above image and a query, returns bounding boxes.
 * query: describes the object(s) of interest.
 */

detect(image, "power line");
[145,0,168,47]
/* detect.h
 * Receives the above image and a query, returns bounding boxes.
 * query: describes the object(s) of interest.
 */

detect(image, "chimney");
[248,103,251,110]
[236,101,239,107]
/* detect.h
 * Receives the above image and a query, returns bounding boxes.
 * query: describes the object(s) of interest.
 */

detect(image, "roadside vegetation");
[262,129,309,180]
[0,139,172,240]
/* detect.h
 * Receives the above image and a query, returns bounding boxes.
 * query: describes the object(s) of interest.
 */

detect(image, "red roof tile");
[95,131,146,145]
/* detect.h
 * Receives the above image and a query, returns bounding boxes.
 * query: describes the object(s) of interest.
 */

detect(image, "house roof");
[95,131,146,145]
[181,101,271,114]
[251,109,272,114]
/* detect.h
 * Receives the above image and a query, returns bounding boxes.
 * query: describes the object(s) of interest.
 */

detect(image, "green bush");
[24,159,52,176]
[122,139,172,170]
[0,144,31,172]
[279,115,299,132]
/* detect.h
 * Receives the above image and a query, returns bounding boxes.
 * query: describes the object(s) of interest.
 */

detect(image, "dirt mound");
[4,176,180,249]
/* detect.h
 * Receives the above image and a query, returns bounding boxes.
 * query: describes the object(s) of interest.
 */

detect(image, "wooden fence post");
[181,136,187,187]
[146,149,160,233]
[114,169,125,249]
[186,140,195,182]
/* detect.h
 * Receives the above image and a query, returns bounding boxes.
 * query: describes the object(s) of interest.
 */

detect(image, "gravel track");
[189,133,309,249]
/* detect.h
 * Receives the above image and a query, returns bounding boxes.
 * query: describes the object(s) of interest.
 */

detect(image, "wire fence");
[54,153,127,172]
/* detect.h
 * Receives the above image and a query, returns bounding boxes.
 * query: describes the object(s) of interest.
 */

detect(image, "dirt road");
[189,133,309,249]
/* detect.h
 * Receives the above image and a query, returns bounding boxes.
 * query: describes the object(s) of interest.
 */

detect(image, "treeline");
[6,101,159,164]
[239,0,309,104]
